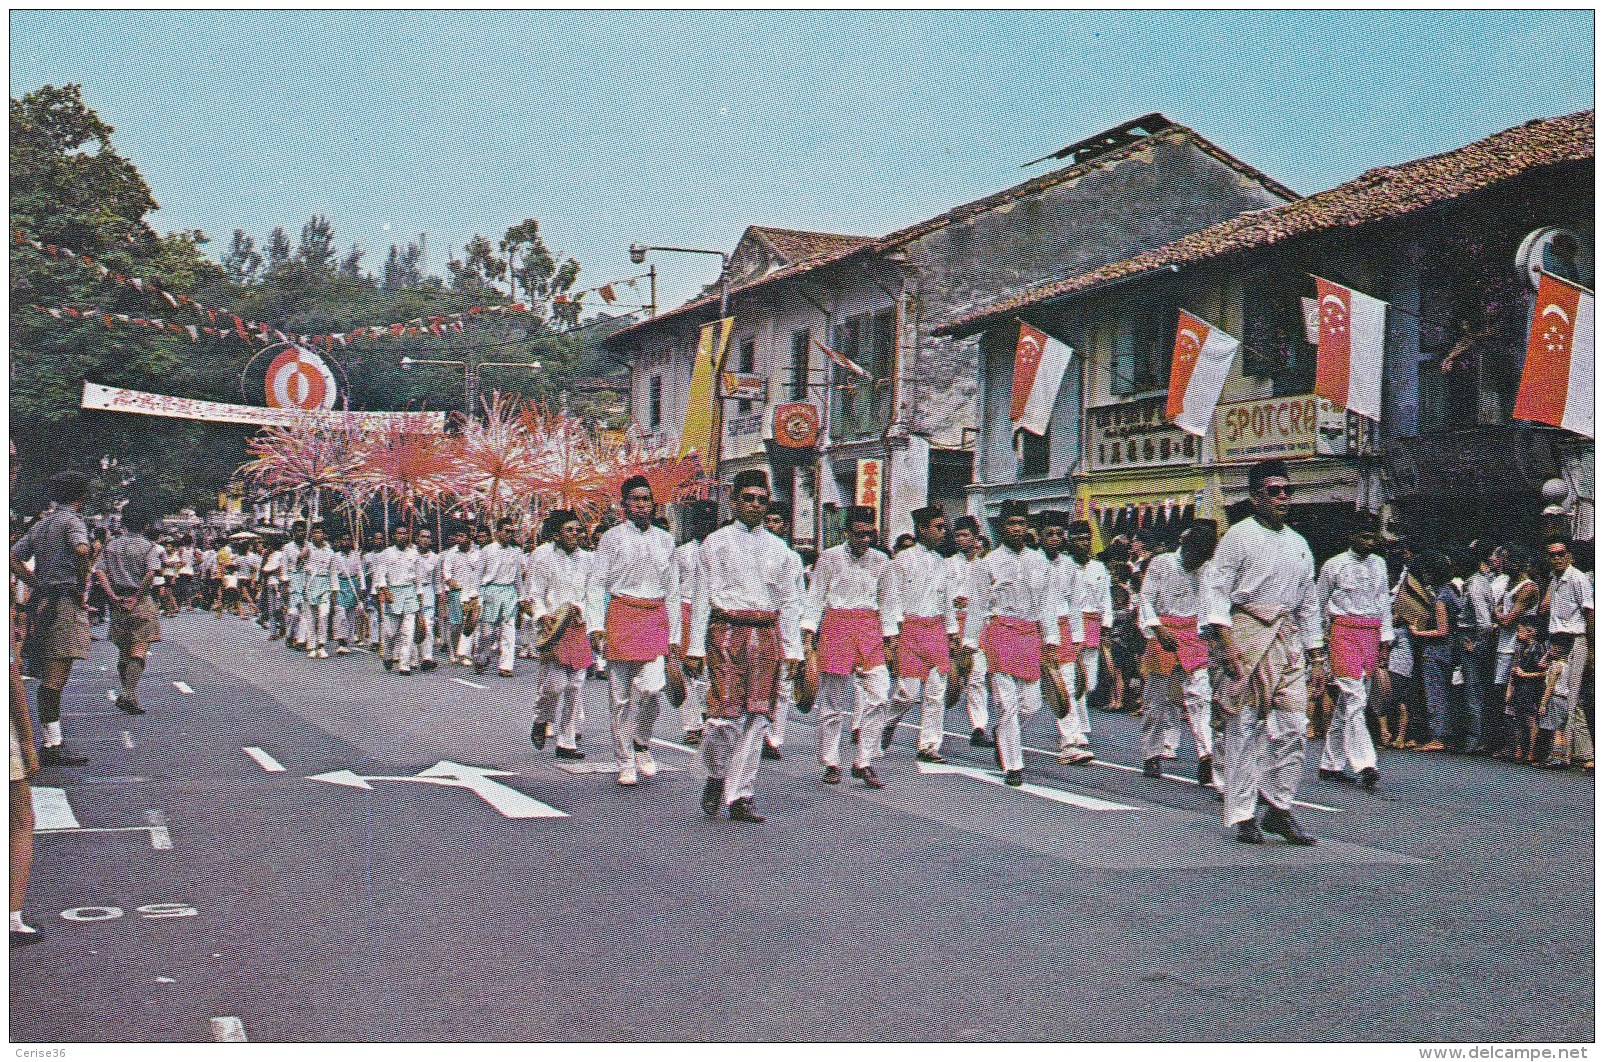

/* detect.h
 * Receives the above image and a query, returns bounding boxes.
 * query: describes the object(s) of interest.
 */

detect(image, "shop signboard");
[1213,393,1365,463]
[855,458,884,512]
[1083,396,1202,472]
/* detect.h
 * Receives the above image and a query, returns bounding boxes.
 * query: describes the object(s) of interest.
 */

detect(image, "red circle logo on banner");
[772,403,820,449]
[265,347,337,411]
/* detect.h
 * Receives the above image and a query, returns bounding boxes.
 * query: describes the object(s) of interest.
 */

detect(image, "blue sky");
[10,9,1595,309]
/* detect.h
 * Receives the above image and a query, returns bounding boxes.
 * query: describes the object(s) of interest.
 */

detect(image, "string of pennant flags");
[13,229,651,351]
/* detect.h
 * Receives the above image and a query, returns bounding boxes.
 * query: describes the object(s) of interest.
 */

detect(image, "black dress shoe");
[915,749,946,764]
[531,722,549,750]
[851,727,860,745]
[702,778,725,817]
[1317,768,1348,782]
[1359,766,1379,792]
[382,658,394,671]
[554,745,585,760]
[727,797,765,823]
[1196,755,1213,787]
[880,723,898,752]
[115,696,145,715]
[822,766,842,784]
[419,660,438,672]
[1004,769,1023,786]
[860,765,884,790]
[683,728,703,747]
[761,743,782,760]
[1235,819,1266,844]
[851,764,868,780]
[39,746,89,768]
[1143,757,1163,778]
[473,661,488,675]
[970,728,995,748]
[1260,807,1316,845]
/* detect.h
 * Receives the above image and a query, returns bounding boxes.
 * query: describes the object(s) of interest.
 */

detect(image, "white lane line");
[63,711,124,718]
[210,1017,248,1043]
[450,677,487,690]
[173,681,195,694]
[916,761,1138,810]
[242,747,286,772]
[145,809,173,850]
[122,731,136,750]
[32,786,80,830]
[899,721,1342,815]
[650,737,697,755]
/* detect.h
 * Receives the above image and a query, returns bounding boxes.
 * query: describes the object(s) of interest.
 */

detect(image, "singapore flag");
[1166,309,1239,436]
[1010,321,1075,438]
[1313,277,1386,422]
[1514,271,1594,438]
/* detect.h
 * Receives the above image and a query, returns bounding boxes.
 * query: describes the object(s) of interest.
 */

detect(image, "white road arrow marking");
[173,681,194,694]
[33,786,80,830]
[309,761,568,819]
[916,761,1137,811]
[243,747,285,772]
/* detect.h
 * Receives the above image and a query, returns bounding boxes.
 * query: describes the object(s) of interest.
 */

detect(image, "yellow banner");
[679,317,733,473]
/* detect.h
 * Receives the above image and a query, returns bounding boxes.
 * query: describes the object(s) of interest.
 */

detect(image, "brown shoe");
[727,798,765,823]
[1416,740,1446,753]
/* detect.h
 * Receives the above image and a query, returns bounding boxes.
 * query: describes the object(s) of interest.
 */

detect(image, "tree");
[264,226,291,272]
[221,229,264,284]
[296,214,337,274]
[338,243,365,279]
[447,234,506,292]
[382,241,424,291]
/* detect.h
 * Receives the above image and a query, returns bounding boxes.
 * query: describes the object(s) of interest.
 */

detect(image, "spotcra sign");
[1213,394,1355,463]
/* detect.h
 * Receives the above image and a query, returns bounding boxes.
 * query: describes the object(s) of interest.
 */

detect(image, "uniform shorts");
[110,594,162,650]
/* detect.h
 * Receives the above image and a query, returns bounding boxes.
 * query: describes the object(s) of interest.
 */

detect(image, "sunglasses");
[738,492,770,504]
[1549,548,1570,558]
[1259,484,1295,498]
[848,527,878,538]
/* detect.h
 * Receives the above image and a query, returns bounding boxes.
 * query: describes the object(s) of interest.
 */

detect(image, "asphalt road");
[10,612,1594,1043]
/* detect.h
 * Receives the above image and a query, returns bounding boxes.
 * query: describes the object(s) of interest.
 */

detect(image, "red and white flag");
[1010,321,1075,437]
[598,284,617,305]
[1313,277,1385,422]
[813,338,869,379]
[1166,310,1239,436]
[1514,271,1594,438]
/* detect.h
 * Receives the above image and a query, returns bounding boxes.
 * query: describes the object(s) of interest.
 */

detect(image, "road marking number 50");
[61,903,198,922]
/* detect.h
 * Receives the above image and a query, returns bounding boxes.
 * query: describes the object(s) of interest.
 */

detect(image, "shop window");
[736,337,757,415]
[831,307,895,440]
[1108,302,1176,396]
[789,329,810,401]
[647,375,662,430]
[1019,431,1049,478]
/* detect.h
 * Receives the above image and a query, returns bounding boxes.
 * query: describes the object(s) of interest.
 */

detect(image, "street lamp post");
[401,355,541,424]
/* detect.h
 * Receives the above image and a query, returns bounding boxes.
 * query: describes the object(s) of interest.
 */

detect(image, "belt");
[712,608,778,628]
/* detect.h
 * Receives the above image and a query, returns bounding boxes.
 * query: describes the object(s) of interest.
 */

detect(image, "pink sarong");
[1142,615,1209,675]
[1058,616,1080,656]
[895,614,950,680]
[553,621,594,672]
[1081,612,1103,650]
[605,593,670,661]
[817,608,886,677]
[1329,614,1383,680]
[981,615,1042,682]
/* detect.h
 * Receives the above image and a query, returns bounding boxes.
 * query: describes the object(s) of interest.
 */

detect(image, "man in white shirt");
[672,501,719,746]
[260,539,285,635]
[282,521,309,649]
[588,477,680,787]
[529,510,593,760]
[961,500,1061,787]
[1138,520,1220,785]
[805,505,901,789]
[1066,520,1113,734]
[1315,511,1393,790]
[413,528,441,671]
[1041,512,1091,765]
[1458,541,1502,756]
[761,503,806,759]
[453,526,489,665]
[949,516,995,750]
[438,527,470,661]
[300,524,336,659]
[1543,539,1593,767]
[1204,460,1324,845]
[885,505,962,764]
[474,518,526,677]
[686,470,804,822]
[373,525,423,674]
[362,538,386,650]
[331,530,365,654]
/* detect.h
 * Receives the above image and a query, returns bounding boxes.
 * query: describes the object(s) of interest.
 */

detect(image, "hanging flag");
[1300,297,1320,344]
[680,316,734,473]
[1166,309,1239,436]
[1313,277,1385,422]
[1009,321,1075,437]
[599,284,617,305]
[812,338,869,379]
[1514,271,1594,438]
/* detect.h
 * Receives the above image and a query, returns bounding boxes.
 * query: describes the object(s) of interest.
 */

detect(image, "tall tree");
[338,243,365,279]
[447,234,506,292]
[382,241,424,291]
[221,229,263,284]
[264,226,292,272]
[296,214,337,273]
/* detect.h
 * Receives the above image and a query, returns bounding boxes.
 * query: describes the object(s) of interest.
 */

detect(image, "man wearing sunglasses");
[1204,459,1323,845]
[686,470,804,822]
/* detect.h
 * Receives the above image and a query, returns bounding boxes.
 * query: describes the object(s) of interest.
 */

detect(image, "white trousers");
[679,662,708,733]
[1222,706,1305,826]
[607,658,666,767]
[770,675,793,747]
[1141,668,1214,762]
[301,600,330,650]
[818,667,890,769]
[533,661,586,749]
[475,616,517,673]
[1055,660,1090,751]
[332,603,361,644]
[890,668,949,753]
[416,605,435,663]
[962,649,990,731]
[1069,645,1099,731]
[992,672,1042,773]
[1320,675,1377,774]
[383,612,418,670]
[702,713,769,804]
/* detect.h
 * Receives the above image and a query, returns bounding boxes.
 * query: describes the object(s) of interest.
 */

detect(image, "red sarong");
[706,611,782,718]
[553,621,594,672]
[1058,616,1080,656]
[896,614,950,679]
[1329,614,1383,680]
[605,593,670,661]
[817,608,885,676]
[1081,612,1103,649]
[981,616,1042,682]
[1141,615,1209,675]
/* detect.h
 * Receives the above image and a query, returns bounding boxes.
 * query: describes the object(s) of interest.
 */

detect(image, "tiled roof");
[746,226,871,265]
[603,117,1297,346]
[936,109,1595,337]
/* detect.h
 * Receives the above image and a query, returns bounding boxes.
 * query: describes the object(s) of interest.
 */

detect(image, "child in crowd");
[1506,618,1548,763]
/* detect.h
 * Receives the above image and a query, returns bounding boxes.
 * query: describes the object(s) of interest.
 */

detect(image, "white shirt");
[415,550,441,597]
[282,541,308,576]
[674,540,702,612]
[333,550,364,589]
[803,543,901,637]
[893,543,959,633]
[302,544,336,578]
[243,551,263,578]
[586,520,680,638]
[372,545,421,589]
[1496,577,1539,655]
[1045,552,1087,644]
[1317,549,1395,643]
[440,546,475,593]
[688,520,804,661]
[525,541,591,622]
[1138,551,1213,632]
[961,544,1061,649]
[477,541,525,587]
[1463,569,1499,631]
[1548,565,1593,636]
[1069,556,1115,625]
[1204,516,1322,650]
[262,548,285,585]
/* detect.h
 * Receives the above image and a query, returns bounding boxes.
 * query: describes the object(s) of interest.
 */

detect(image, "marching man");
[372,525,423,675]
[474,518,525,677]
[1316,510,1393,791]
[1065,520,1113,745]
[762,502,806,759]
[300,523,336,659]
[1041,512,1092,764]
[961,500,1062,787]
[1137,519,1220,785]
[413,528,440,671]
[1204,459,1324,845]
[673,501,718,746]
[804,505,901,789]
[686,470,803,822]
[284,520,309,651]
[588,477,680,787]
[438,526,472,663]
[950,515,995,750]
[527,510,592,760]
[886,504,961,764]
[331,530,365,655]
